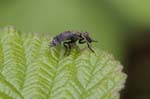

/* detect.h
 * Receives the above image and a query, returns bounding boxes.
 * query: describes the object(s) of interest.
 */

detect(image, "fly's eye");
[85,32,89,34]
[83,32,89,37]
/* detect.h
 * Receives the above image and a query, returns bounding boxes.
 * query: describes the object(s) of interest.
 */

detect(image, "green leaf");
[0,26,127,99]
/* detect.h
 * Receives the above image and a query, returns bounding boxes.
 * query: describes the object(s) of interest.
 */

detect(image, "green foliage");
[0,27,126,99]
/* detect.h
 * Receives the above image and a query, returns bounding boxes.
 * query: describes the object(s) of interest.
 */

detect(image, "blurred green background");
[0,0,149,60]
[0,0,150,99]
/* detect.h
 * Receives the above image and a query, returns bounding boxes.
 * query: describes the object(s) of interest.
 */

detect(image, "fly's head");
[82,32,97,43]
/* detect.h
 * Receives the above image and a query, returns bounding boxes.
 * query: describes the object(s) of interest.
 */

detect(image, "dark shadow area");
[96,1,150,98]
[121,27,150,99]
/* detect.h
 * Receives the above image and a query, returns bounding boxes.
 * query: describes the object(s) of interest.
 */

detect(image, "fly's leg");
[79,37,86,44]
[63,41,76,56]
[79,37,95,53]
[87,42,95,53]
[67,42,77,55]
[67,43,72,56]
[63,37,78,56]
[79,37,93,52]
[63,42,69,56]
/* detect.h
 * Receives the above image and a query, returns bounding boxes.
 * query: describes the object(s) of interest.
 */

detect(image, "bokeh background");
[0,0,150,99]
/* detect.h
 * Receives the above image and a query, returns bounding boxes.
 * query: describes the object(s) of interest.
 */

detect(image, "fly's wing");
[58,31,73,41]
[58,31,81,42]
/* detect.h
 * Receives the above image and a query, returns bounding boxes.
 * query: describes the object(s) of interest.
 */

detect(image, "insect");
[50,31,97,55]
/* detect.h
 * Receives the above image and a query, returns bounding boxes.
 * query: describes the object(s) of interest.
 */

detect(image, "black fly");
[50,31,97,55]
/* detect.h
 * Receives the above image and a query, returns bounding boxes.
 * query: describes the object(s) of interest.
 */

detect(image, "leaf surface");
[0,27,126,99]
